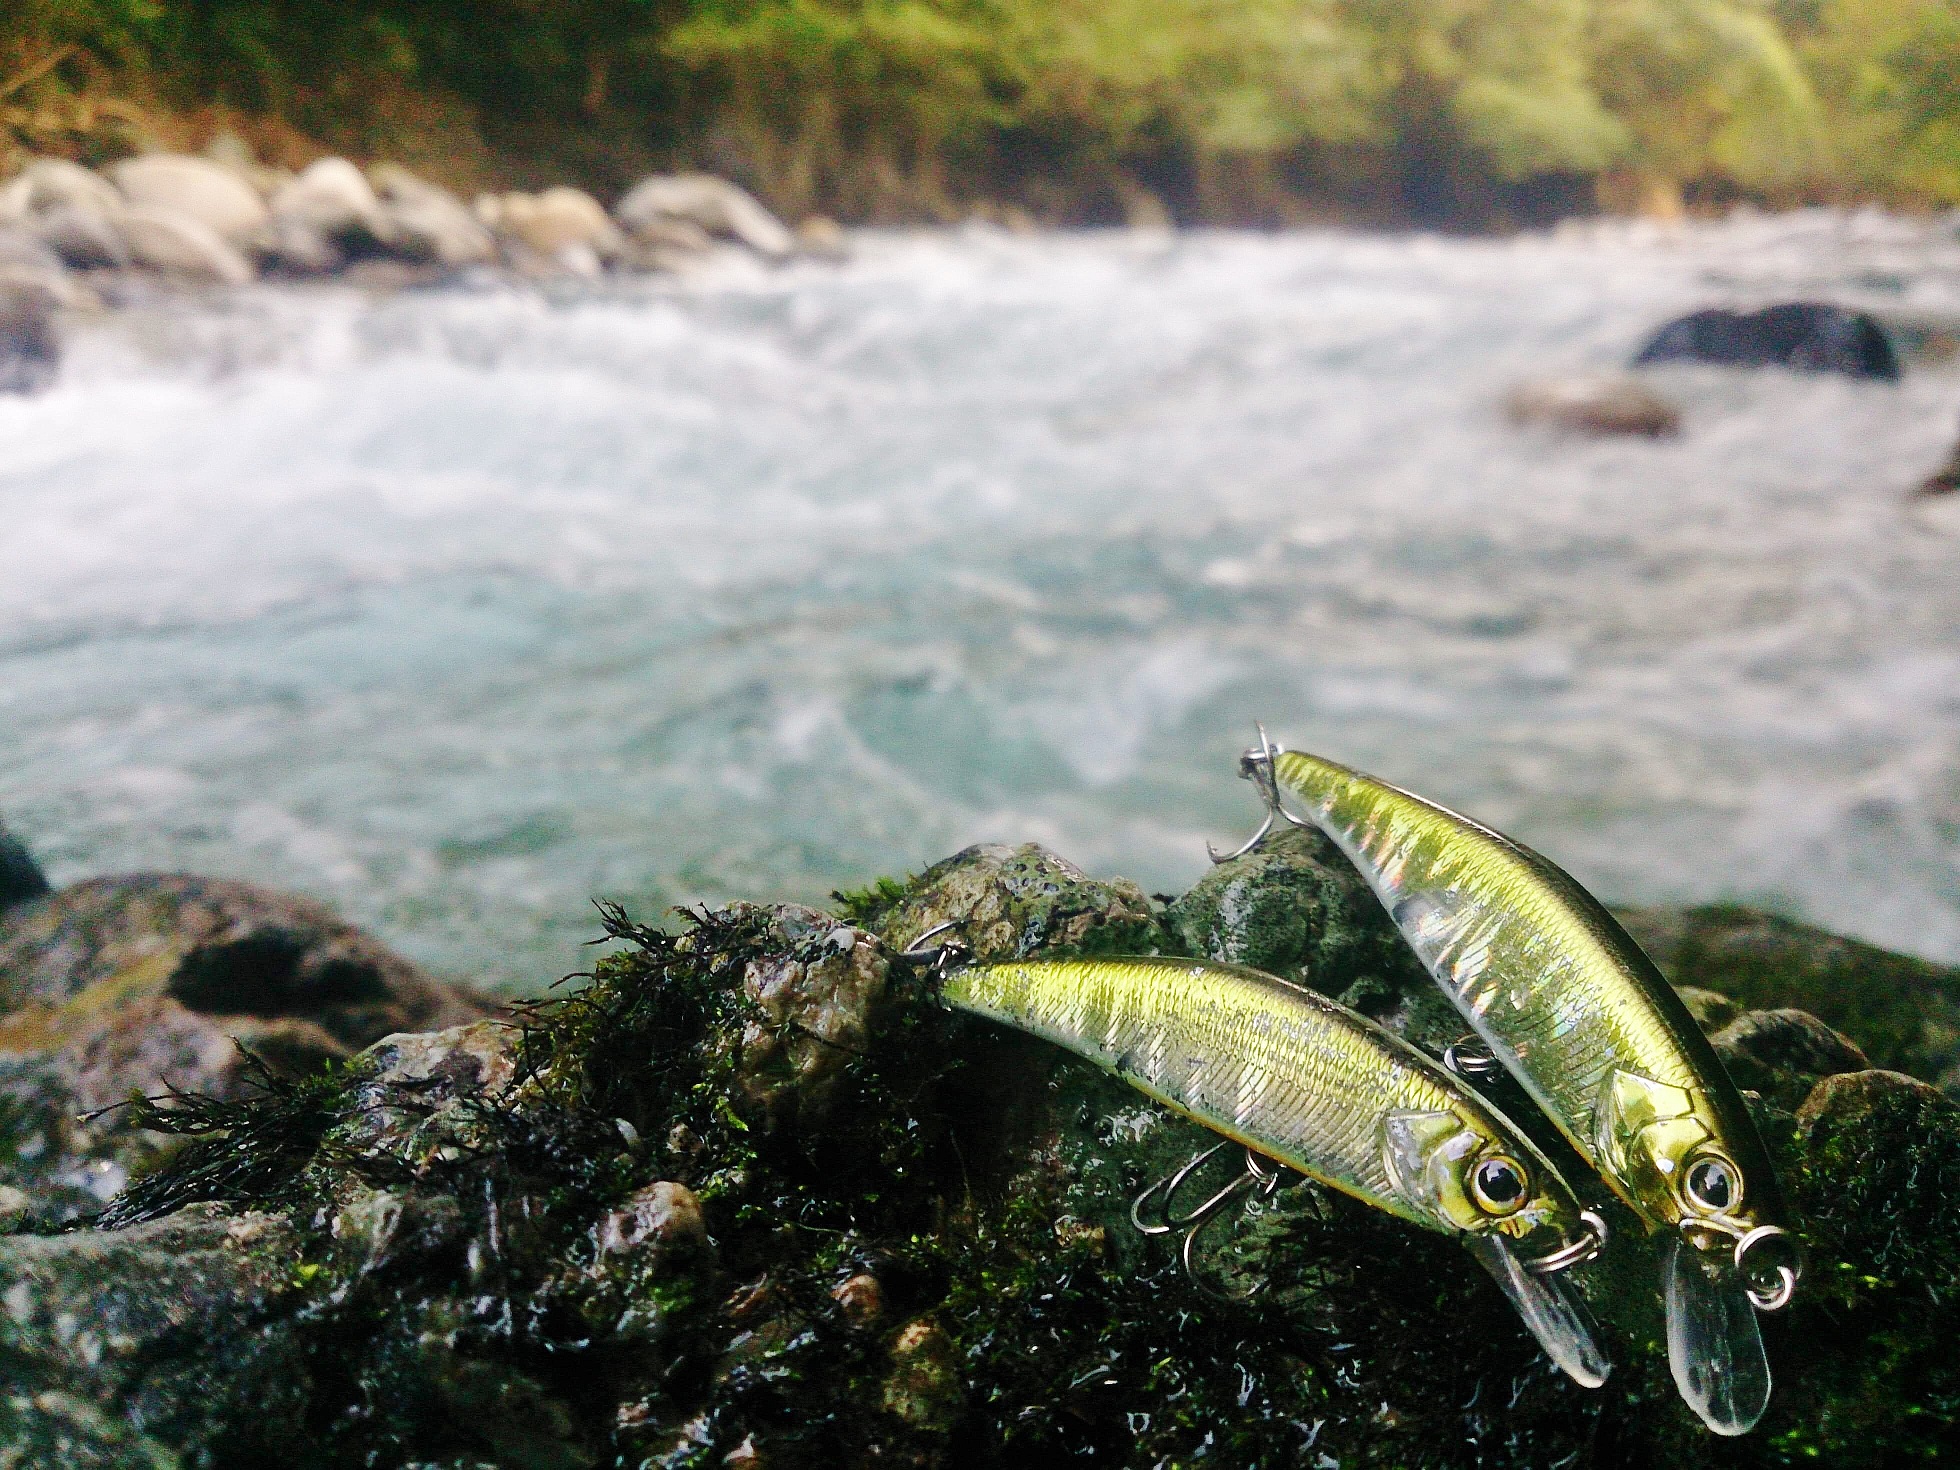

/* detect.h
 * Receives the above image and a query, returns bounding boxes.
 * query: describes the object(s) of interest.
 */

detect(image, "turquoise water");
[4,213,1959,989]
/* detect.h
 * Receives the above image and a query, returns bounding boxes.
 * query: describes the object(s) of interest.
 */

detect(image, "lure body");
[944,955,1609,1385]
[1265,746,1797,1433]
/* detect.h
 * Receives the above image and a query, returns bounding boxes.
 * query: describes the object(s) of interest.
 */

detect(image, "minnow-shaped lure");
[1242,738,1799,1434]
[940,954,1611,1386]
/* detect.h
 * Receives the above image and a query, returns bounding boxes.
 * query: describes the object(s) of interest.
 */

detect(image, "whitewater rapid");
[4,211,1959,989]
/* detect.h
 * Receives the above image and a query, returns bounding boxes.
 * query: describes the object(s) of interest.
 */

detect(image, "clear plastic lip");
[1464,1229,1612,1389]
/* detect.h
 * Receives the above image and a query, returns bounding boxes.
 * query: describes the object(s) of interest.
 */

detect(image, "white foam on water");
[3,213,1959,988]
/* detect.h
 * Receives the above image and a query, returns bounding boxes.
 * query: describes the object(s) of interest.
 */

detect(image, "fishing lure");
[935,952,1612,1387]
[1224,731,1800,1435]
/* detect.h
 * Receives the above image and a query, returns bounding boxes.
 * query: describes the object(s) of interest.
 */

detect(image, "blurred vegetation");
[3,0,1958,224]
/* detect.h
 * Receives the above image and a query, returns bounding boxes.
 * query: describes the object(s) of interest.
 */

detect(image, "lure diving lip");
[1237,732,1800,1435]
[933,952,1613,1388]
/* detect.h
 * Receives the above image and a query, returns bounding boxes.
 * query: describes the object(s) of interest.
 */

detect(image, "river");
[4,210,1959,989]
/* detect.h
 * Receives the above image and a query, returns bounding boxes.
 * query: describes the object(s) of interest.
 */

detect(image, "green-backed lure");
[1233,734,1799,1434]
[937,953,1611,1387]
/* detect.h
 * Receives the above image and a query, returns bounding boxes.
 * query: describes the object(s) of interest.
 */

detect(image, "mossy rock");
[1617,904,1960,1088]
[856,842,1164,960]
[3,866,1956,1466]
[0,874,492,1228]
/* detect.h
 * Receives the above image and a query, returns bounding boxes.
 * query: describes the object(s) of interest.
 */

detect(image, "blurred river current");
[4,211,1960,989]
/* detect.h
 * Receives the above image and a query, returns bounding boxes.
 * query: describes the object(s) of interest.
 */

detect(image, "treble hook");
[1131,1141,1299,1300]
[898,919,970,975]
[1207,722,1311,863]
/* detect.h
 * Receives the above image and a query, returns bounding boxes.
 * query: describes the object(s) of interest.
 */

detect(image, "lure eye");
[1684,1153,1740,1214]
[1471,1156,1529,1216]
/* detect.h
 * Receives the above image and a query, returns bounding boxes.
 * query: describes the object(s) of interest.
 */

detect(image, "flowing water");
[4,211,1959,991]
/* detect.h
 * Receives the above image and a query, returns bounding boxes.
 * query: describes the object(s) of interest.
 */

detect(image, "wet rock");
[0,278,60,394]
[258,213,345,276]
[22,860,1960,1467]
[614,174,795,259]
[370,164,498,267]
[1672,983,1738,1031]
[0,1204,314,1465]
[1162,825,1447,1040]
[1632,303,1901,381]
[108,154,270,246]
[1503,373,1682,437]
[0,874,489,1225]
[0,820,52,912]
[726,902,889,1138]
[866,841,1163,961]
[882,1319,963,1430]
[1615,903,1960,1088]
[114,206,255,285]
[1713,1007,1869,1108]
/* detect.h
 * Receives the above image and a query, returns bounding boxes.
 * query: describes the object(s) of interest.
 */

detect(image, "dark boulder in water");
[0,820,52,912]
[1633,303,1901,381]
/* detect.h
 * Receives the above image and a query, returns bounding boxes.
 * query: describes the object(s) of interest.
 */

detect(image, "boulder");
[0,158,123,222]
[1712,1006,1870,1108]
[22,872,1960,1467]
[0,280,59,394]
[29,201,130,268]
[1615,902,1960,1088]
[0,820,51,911]
[0,873,492,1226]
[614,173,795,259]
[859,840,1163,961]
[796,214,849,261]
[1503,374,1682,438]
[114,205,255,285]
[1632,303,1901,381]
[368,163,497,267]
[267,156,387,246]
[107,154,270,246]
[481,185,625,266]
[258,213,344,276]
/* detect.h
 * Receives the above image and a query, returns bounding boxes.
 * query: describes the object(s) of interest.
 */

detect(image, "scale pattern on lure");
[1246,740,1799,1433]
[941,955,1610,1386]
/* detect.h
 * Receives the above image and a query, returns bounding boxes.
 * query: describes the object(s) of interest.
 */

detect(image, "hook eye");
[1523,1209,1608,1276]
[1207,723,1308,863]
[1734,1225,1802,1311]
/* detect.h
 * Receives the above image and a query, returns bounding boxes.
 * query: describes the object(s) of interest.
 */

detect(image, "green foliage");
[4,0,1959,220]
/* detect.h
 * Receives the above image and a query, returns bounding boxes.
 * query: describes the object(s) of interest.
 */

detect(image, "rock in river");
[1633,302,1901,381]
[4,846,1957,1466]
[107,153,270,247]
[115,205,256,285]
[615,173,796,259]
[369,162,498,267]
[0,820,51,911]
[1504,373,1683,437]
[0,870,490,1226]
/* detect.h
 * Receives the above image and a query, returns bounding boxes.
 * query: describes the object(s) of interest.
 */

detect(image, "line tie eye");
[1684,1154,1739,1214]
[1472,1156,1528,1216]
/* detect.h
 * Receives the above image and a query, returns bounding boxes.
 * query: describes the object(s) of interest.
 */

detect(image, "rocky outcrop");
[614,173,796,259]
[0,871,491,1227]
[3,840,1954,1467]
[1632,303,1902,381]
[1503,373,1682,437]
